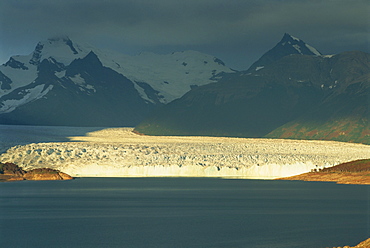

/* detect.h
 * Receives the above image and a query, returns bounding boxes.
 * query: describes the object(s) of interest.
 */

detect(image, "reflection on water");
[0,178,368,248]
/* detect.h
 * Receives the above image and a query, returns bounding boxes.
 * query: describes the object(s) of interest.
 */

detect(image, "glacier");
[1,127,369,179]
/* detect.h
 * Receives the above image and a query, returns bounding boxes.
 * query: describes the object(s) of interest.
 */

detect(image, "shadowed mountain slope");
[135,50,370,144]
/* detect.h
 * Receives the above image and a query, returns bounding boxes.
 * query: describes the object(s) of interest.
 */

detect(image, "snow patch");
[70,74,96,93]
[93,50,234,103]
[0,84,53,113]
[290,35,301,41]
[305,44,321,56]
[293,44,302,54]
[55,70,66,78]
[36,38,91,66]
[322,54,335,58]
[0,55,38,98]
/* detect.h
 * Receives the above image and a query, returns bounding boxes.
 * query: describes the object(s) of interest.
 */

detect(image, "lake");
[0,178,368,248]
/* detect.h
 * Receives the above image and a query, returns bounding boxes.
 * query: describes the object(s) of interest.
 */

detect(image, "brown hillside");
[321,159,370,172]
[333,238,370,248]
[0,162,73,182]
[277,159,370,184]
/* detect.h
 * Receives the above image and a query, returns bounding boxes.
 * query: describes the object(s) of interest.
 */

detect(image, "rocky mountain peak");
[280,33,301,43]
[47,36,80,54]
[29,36,90,66]
[247,33,321,72]
[279,33,321,56]
[0,36,233,126]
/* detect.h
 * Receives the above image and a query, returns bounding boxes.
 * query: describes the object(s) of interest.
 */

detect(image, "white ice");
[0,84,53,113]
[1,127,369,179]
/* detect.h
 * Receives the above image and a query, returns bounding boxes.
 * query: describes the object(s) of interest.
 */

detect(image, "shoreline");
[276,159,370,185]
[276,172,370,185]
[0,162,73,182]
[333,238,370,248]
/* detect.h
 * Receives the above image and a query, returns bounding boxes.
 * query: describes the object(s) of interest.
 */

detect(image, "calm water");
[0,178,369,248]
[0,124,104,153]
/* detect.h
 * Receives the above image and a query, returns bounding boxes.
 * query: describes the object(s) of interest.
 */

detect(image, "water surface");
[0,124,104,153]
[0,178,369,248]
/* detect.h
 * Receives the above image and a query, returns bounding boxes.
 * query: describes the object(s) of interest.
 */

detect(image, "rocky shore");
[332,238,370,248]
[277,159,370,185]
[0,162,73,182]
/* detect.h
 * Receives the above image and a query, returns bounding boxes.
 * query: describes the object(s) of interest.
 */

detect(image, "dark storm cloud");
[1,0,369,69]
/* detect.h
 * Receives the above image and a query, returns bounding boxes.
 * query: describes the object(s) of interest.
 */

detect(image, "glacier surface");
[1,127,369,179]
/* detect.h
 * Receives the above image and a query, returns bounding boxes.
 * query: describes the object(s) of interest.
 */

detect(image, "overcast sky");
[1,0,369,70]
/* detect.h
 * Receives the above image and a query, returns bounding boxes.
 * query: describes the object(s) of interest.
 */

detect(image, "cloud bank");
[1,0,369,69]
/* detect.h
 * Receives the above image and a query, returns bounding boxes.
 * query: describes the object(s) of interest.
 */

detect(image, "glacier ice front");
[1,128,369,179]
[63,162,325,179]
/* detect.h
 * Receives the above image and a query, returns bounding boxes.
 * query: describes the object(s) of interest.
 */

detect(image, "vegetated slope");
[266,52,370,143]
[135,50,370,144]
[135,73,321,137]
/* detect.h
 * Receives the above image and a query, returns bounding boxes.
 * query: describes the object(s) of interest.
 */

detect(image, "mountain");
[266,52,370,143]
[135,35,370,144]
[247,33,321,72]
[0,36,233,126]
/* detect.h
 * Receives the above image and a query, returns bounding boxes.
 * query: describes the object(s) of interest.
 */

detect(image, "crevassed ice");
[1,128,369,179]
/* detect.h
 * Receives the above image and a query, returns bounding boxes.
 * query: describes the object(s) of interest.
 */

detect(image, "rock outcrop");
[0,162,73,182]
[0,162,26,181]
[333,238,370,248]
[23,168,73,181]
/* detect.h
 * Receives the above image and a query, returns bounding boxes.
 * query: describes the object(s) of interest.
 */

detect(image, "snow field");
[0,128,369,179]
[1,38,233,111]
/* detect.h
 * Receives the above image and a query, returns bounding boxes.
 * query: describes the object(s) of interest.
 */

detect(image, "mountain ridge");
[247,33,321,72]
[134,35,370,144]
[0,37,233,126]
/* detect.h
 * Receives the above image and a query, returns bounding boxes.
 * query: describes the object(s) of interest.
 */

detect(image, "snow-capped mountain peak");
[280,33,321,56]
[29,36,91,66]
[102,50,232,103]
[0,37,234,126]
[247,33,322,72]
